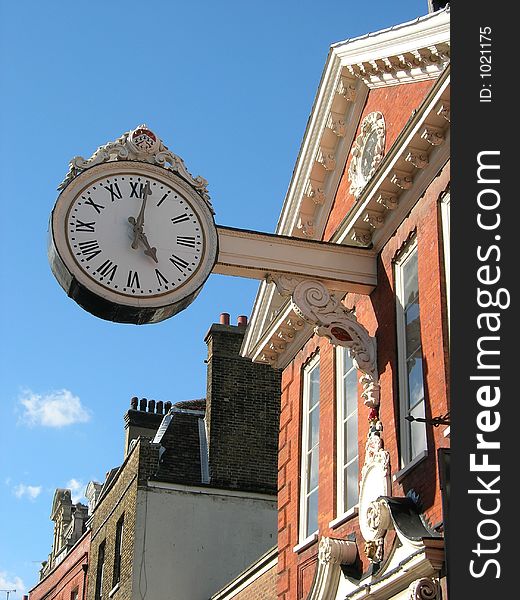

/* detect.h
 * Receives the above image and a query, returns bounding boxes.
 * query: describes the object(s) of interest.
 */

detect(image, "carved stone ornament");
[348,112,386,198]
[318,536,357,566]
[358,434,391,560]
[408,577,440,600]
[306,537,357,600]
[58,124,213,210]
[268,275,380,407]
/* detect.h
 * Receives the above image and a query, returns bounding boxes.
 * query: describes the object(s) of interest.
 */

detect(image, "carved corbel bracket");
[268,275,380,407]
[307,537,357,600]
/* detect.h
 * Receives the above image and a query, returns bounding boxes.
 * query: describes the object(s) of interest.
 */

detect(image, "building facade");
[242,7,450,600]
[28,316,282,600]
[28,488,90,600]
[85,316,281,600]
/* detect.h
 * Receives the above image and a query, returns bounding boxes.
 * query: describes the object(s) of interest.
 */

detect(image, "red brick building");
[242,6,450,600]
[28,529,90,600]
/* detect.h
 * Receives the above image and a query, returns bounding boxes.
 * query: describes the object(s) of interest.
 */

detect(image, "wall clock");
[348,111,386,198]
[48,126,218,324]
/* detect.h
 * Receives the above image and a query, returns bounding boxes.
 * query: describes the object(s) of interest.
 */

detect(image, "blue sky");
[0,1,427,596]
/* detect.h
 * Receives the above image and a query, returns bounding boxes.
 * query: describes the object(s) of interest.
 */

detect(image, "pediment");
[242,8,450,368]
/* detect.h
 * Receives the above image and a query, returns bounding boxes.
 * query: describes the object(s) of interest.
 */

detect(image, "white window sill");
[392,450,428,483]
[329,506,358,529]
[293,532,318,553]
[109,583,120,598]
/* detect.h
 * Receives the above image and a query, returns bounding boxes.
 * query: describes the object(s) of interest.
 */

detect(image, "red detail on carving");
[133,128,157,142]
[368,408,379,421]
[331,326,352,342]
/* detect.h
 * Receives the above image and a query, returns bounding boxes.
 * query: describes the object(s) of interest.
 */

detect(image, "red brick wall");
[29,531,90,600]
[277,161,450,599]
[323,80,435,241]
[232,564,277,600]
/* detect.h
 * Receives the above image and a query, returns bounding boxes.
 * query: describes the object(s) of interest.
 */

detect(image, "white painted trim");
[214,225,377,293]
[335,347,359,518]
[329,506,358,529]
[299,354,321,543]
[293,532,319,554]
[146,480,276,502]
[440,192,450,340]
[210,550,277,599]
[331,8,450,70]
[198,417,210,484]
[443,426,450,438]
[394,239,427,469]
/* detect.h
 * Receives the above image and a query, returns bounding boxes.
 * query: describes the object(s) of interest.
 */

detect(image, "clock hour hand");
[138,231,158,263]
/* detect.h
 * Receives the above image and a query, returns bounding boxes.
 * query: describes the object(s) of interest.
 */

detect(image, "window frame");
[298,353,321,544]
[335,346,359,522]
[395,238,428,469]
[112,514,124,589]
[440,192,450,338]
[94,540,106,600]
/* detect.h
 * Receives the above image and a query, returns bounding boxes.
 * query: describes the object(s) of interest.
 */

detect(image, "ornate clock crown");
[58,124,213,212]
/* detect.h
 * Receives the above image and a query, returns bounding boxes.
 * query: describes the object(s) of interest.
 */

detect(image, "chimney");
[204,314,281,494]
[124,397,167,456]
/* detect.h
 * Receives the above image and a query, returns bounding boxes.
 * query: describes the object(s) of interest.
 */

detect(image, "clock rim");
[50,161,218,312]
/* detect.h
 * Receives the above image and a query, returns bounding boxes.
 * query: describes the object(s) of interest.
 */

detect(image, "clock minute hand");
[129,182,152,249]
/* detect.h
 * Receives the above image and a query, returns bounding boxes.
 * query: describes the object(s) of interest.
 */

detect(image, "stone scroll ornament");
[269,275,380,409]
[58,124,213,211]
[408,577,440,600]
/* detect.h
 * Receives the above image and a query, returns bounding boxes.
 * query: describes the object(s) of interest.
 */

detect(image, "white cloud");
[13,483,42,500]
[0,572,26,599]
[67,478,86,503]
[19,389,91,428]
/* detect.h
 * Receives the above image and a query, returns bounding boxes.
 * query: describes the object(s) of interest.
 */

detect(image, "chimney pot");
[156,400,164,414]
[165,401,172,412]
[130,397,138,410]
[139,398,147,411]
[237,315,248,327]
[220,312,230,325]
[148,399,155,413]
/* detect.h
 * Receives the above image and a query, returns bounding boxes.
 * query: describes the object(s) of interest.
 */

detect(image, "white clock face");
[65,172,206,298]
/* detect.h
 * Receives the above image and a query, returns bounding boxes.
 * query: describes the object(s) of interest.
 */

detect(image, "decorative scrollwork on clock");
[348,111,386,198]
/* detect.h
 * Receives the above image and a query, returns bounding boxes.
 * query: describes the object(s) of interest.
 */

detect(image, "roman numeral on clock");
[155,269,169,286]
[157,191,171,207]
[177,236,196,248]
[95,259,118,281]
[75,220,96,232]
[78,240,102,261]
[127,270,141,289]
[169,253,190,272]
[171,213,189,224]
[84,197,105,213]
[129,181,150,199]
[104,182,122,202]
